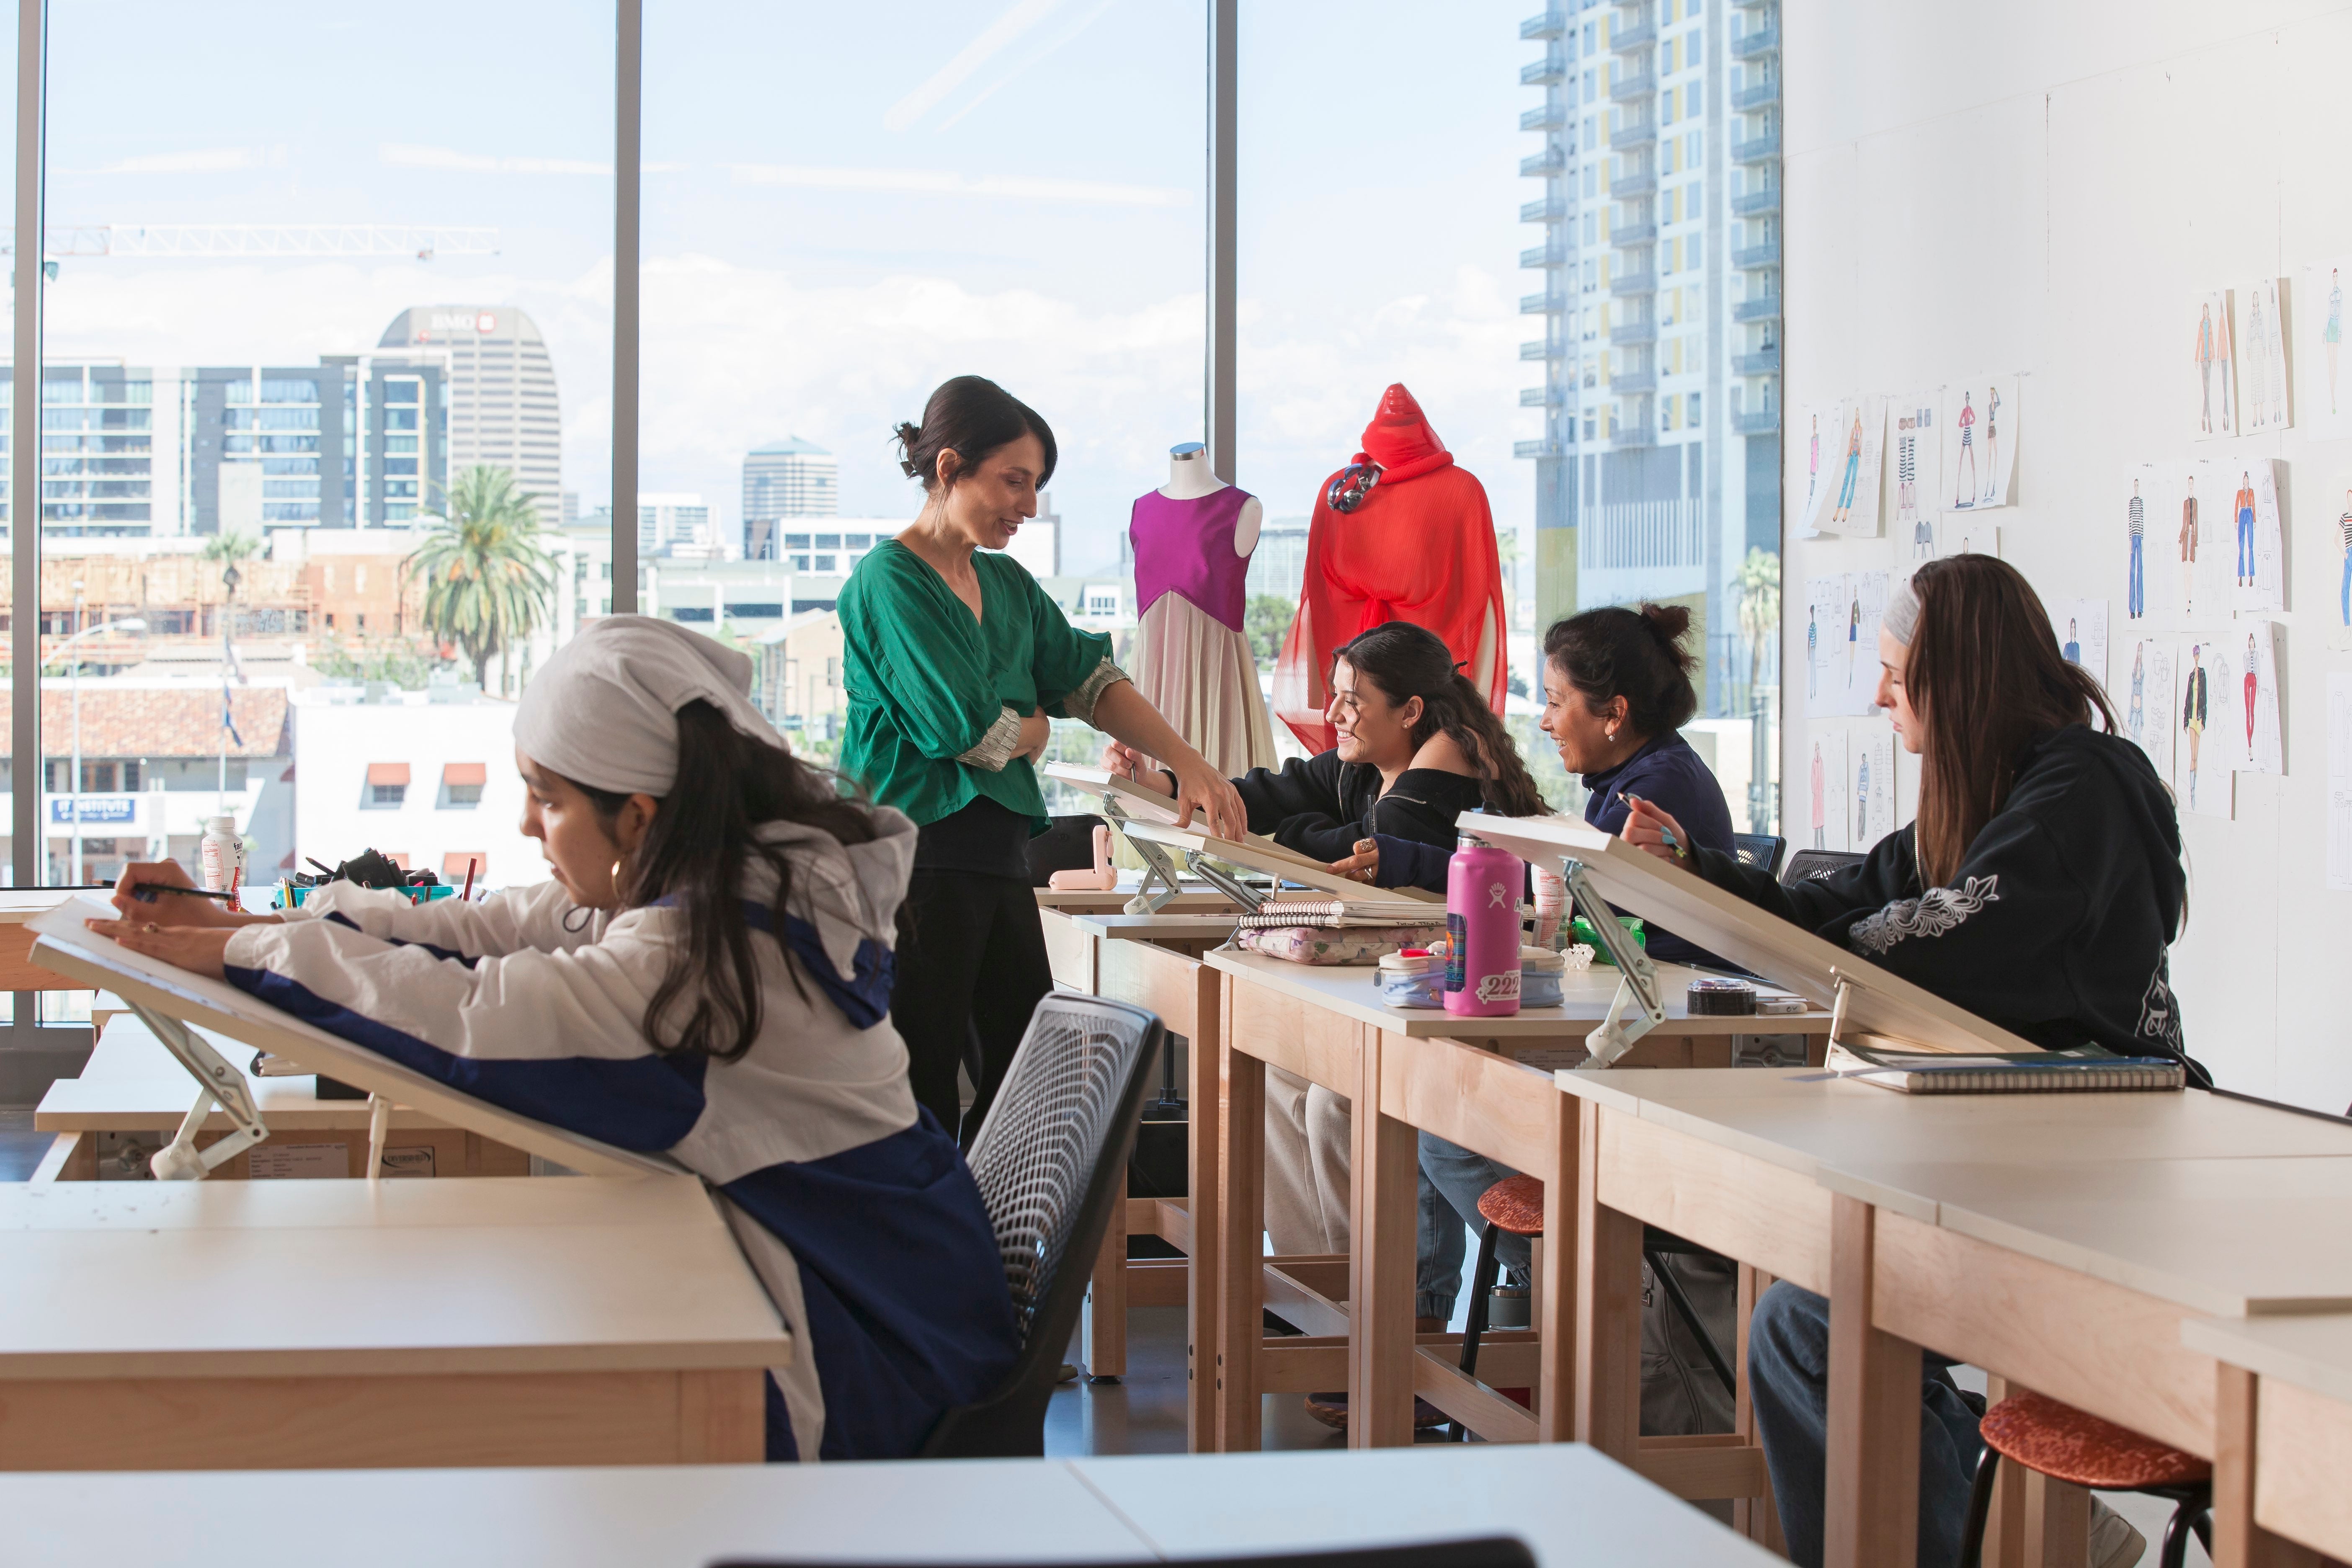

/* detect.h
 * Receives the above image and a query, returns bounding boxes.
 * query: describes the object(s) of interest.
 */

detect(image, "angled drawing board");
[1042,763,1326,868]
[1459,814,2045,1057]
[1118,820,1442,906]
[27,898,677,1178]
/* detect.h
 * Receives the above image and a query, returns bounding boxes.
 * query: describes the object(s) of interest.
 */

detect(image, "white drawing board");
[1043,763,1330,868]
[26,898,677,1179]
[1454,813,2048,1057]
[1116,820,1441,905]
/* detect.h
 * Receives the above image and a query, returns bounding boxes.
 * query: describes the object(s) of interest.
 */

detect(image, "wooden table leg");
[1186,990,1222,1452]
[1734,1265,1787,1552]
[2019,1473,2089,1568]
[1573,1099,1643,1463]
[1537,1093,1578,1441]
[1083,1207,1127,1378]
[1349,1023,1417,1449]
[1826,1193,1922,1568]
[1215,977,1264,1452]
[1981,1375,2027,1568]
[2214,1364,2328,1568]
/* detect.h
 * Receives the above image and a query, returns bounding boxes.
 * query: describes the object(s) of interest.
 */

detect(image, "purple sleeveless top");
[1130,486,1256,632]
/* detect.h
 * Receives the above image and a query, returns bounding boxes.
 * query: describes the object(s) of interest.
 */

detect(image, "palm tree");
[404,466,556,694]
[1734,547,1780,709]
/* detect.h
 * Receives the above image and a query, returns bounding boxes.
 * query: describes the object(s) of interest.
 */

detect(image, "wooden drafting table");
[2182,1313,2352,1566]
[0,1174,788,1470]
[32,1012,532,1181]
[2,1441,1787,1567]
[1552,1066,2352,1568]
[1203,940,1831,1532]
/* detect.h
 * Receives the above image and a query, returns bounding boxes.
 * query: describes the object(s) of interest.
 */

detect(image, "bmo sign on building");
[375,303,564,527]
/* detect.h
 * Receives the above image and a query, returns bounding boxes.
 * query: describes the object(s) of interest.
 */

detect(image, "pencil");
[131,882,241,903]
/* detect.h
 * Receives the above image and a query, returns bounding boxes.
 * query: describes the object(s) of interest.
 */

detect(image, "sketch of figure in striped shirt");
[1898,405,1932,557]
[2127,479,2146,620]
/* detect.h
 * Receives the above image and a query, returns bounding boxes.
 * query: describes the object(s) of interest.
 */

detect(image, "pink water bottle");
[1444,834,1524,1018]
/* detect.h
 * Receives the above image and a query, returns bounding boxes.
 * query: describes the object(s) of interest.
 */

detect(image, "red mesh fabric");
[1979,1393,2211,1489]
[1476,1175,1546,1236]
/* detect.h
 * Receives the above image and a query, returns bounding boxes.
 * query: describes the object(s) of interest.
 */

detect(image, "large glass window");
[643,2,1205,776]
[36,0,612,893]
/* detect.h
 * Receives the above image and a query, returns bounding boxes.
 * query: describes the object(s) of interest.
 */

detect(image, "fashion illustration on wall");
[2237,276,2291,434]
[1940,375,2020,512]
[1891,395,1939,559]
[2301,258,2352,439]
[2192,289,2238,440]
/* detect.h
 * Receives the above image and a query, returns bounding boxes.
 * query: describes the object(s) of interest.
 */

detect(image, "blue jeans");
[2238,509,2255,579]
[1747,1282,1985,1568]
[2340,549,2349,627]
[1416,1132,1530,1322]
[2128,534,2144,617]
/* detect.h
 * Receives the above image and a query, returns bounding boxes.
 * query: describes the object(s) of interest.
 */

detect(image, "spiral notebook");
[1826,1040,2186,1095]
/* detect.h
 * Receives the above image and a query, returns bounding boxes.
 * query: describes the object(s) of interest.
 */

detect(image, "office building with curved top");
[378,305,562,523]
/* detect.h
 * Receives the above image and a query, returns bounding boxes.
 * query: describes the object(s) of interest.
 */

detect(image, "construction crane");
[0,224,498,260]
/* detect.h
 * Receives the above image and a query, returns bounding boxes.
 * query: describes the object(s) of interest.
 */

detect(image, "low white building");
[291,686,546,893]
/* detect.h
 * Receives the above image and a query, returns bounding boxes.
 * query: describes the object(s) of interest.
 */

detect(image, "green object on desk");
[1568,914,1645,966]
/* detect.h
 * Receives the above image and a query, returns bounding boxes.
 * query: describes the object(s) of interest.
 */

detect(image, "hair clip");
[900,458,918,477]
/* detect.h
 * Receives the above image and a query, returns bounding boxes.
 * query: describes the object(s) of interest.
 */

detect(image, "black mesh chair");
[918,993,1165,1458]
[717,1538,1537,1568]
[1779,847,1864,885]
[1732,832,1787,877]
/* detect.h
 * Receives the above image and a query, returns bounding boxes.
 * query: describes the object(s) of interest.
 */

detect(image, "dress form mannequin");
[1127,443,1280,776]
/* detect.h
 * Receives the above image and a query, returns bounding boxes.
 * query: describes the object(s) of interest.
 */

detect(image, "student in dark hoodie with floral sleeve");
[1623,552,2202,1568]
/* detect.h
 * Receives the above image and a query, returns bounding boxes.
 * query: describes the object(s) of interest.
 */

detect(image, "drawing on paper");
[2327,672,2352,892]
[2303,258,2351,440]
[2174,638,2233,819]
[2334,480,2352,652]
[2238,277,2290,434]
[2231,458,2285,615]
[2050,598,2108,688]
[1810,727,1850,852]
[1806,572,1887,719]
[2123,640,2175,784]
[1859,729,1896,848]
[2192,290,2237,440]
[2177,464,2202,620]
[1939,377,2020,512]
[2125,472,2148,622]
[1890,393,1940,558]
[2234,620,2284,776]
[1833,407,1863,526]
[1792,401,1848,535]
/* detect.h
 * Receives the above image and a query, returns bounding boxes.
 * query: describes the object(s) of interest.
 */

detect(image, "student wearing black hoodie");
[1623,553,2199,1568]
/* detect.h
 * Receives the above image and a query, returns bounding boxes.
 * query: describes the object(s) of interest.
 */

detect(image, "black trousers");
[892,869,1053,1148]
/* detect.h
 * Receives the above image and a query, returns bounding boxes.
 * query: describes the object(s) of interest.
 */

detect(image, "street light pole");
[69,583,82,886]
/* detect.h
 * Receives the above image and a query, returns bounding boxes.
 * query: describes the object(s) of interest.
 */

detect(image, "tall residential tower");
[377,306,562,524]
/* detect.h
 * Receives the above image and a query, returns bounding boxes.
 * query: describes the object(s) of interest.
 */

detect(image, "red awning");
[442,763,487,787]
[366,763,411,787]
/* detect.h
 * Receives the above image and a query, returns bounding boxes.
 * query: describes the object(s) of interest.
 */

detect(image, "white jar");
[198,815,240,892]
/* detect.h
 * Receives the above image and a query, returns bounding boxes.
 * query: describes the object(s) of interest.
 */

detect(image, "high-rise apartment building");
[638,493,714,557]
[3,357,449,536]
[377,306,562,524]
[741,436,838,558]
[1518,0,1779,718]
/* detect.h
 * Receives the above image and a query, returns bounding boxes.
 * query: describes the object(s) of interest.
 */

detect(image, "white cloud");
[883,0,1068,133]
[380,143,612,177]
[728,163,1184,208]
[98,147,281,174]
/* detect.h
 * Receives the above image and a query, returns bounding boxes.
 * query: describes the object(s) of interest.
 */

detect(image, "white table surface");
[0,1174,789,1378]
[38,1016,460,1130]
[1068,912,1245,940]
[0,1445,1779,1567]
[1556,1068,2352,1315]
[2182,1313,2352,1407]
[1209,948,1827,1039]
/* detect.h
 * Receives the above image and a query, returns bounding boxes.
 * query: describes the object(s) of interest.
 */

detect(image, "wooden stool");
[1960,1391,2212,1568]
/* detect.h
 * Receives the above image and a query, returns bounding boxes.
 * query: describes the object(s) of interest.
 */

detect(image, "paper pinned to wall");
[2122,638,2175,784]
[2226,457,2286,614]
[1939,375,2021,512]
[2174,635,2234,818]
[2236,276,2291,434]
[2191,288,2239,441]
[2120,463,2159,629]
[1806,726,1849,853]
[1888,392,1942,562]
[2051,598,2109,689]
[1818,395,1887,537]
[1791,401,1847,535]
[1937,518,2001,560]
[1803,572,1885,718]
[2331,471,2352,652]
[2172,458,2231,625]
[2231,619,2285,776]
[2299,257,2351,442]
[1858,727,1896,850]
[2328,672,2352,892]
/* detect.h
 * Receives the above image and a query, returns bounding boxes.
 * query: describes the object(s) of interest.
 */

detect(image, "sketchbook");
[1118,820,1444,906]
[26,897,678,1178]
[1825,1041,2185,1095]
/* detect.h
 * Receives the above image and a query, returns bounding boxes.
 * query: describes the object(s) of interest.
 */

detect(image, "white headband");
[1884,577,1922,647]
[513,615,784,796]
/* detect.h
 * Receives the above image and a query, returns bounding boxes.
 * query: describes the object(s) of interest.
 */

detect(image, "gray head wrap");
[513,615,783,796]
[1884,576,1923,647]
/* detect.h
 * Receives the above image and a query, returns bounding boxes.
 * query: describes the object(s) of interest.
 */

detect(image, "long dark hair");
[1902,554,2117,886]
[573,701,879,1062]
[1543,602,1700,738]
[1333,622,1547,817]
[892,375,1058,493]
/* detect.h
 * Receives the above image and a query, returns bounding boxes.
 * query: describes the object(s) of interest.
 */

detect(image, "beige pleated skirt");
[1130,591,1279,779]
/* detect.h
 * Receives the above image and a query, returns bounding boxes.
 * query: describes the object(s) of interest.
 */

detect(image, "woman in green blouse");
[840,376,1245,1144]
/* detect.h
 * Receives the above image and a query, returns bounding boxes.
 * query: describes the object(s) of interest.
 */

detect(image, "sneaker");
[2088,1497,2146,1568]
[1301,1392,1449,1431]
[1056,1362,1080,1384]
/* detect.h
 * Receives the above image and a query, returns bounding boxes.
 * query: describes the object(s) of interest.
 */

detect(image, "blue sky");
[28,0,1537,573]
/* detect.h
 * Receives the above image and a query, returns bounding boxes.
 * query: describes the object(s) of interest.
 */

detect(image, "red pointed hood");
[1354,383,1453,484]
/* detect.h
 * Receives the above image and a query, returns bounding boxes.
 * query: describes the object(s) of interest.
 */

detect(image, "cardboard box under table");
[2,900,790,1471]
[1471,814,2352,1568]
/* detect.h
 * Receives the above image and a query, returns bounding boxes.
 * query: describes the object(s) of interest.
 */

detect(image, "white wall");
[292,696,546,892]
[1783,0,2352,1109]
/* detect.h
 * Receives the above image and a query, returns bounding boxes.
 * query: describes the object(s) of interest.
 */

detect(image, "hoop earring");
[610,856,629,900]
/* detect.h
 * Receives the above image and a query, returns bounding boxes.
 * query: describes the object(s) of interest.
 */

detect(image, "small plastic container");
[1519,946,1566,1009]
[1687,977,1758,1016]
[1377,949,1444,1009]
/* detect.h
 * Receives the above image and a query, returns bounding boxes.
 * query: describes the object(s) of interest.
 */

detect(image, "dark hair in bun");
[1541,602,1699,738]
[892,375,1057,493]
